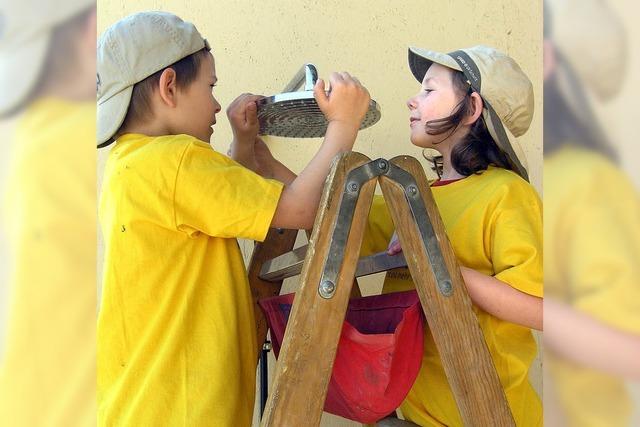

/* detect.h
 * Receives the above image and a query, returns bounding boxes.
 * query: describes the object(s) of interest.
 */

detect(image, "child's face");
[407,63,463,149]
[175,52,221,143]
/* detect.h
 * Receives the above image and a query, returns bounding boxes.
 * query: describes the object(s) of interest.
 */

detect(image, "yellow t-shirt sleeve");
[173,141,284,241]
[492,182,544,298]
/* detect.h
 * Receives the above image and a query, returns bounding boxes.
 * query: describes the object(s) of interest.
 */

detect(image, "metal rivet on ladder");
[347,181,359,193]
[319,280,336,299]
[439,279,453,297]
[406,185,418,197]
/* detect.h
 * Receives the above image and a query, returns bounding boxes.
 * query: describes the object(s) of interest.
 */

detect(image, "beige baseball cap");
[97,11,209,147]
[0,0,94,117]
[408,45,534,181]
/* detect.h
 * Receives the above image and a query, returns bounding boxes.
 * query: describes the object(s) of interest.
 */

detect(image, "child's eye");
[423,88,433,93]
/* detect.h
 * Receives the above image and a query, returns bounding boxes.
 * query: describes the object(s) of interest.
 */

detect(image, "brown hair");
[117,47,211,135]
[423,70,513,178]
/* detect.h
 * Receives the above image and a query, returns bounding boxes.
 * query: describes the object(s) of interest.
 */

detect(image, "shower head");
[257,64,381,138]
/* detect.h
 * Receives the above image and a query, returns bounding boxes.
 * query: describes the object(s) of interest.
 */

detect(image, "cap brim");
[408,47,461,83]
[0,33,49,117]
[483,109,529,181]
[97,85,133,147]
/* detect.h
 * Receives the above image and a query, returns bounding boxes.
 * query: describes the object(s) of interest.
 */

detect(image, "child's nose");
[406,97,416,110]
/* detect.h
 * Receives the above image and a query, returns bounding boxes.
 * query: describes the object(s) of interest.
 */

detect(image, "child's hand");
[227,93,263,145]
[387,232,403,255]
[313,72,370,130]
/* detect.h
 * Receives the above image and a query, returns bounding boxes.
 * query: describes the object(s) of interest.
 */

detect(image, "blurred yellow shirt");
[0,98,96,427]
[98,134,283,426]
[362,166,543,427]
[545,145,640,427]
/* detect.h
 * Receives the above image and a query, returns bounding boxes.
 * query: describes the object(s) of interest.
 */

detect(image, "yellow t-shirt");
[0,98,96,427]
[544,145,640,427]
[97,134,283,426]
[362,166,543,427]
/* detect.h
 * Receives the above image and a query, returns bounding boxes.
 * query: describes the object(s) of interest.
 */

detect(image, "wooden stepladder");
[248,152,515,427]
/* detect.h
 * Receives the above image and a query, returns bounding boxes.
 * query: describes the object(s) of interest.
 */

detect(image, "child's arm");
[253,137,297,185]
[227,98,297,185]
[460,267,542,330]
[270,72,370,229]
[388,235,542,330]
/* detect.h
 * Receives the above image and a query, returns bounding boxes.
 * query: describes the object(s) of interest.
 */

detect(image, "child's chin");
[409,136,428,148]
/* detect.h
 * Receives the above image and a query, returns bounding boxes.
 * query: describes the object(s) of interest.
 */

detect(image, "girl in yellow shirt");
[365,46,543,426]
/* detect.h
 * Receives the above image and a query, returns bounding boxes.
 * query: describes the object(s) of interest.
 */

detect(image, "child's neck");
[439,165,465,181]
[119,121,172,139]
[439,150,465,181]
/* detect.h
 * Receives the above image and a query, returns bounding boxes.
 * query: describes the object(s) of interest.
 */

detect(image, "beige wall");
[97,1,542,425]
[98,0,543,191]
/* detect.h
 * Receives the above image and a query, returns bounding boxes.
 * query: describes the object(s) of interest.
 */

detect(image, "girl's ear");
[158,68,178,108]
[463,92,484,125]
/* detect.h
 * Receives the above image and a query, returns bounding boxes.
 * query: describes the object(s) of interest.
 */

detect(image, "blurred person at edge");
[543,1,640,426]
[0,0,97,426]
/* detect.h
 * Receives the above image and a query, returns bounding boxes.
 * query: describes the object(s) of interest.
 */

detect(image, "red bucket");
[259,290,425,424]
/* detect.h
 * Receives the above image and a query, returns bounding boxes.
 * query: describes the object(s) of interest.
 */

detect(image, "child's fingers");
[241,95,262,127]
[228,94,260,111]
[328,72,344,90]
[324,72,346,103]
[386,232,403,255]
[242,94,264,105]
[338,71,353,82]
[226,94,249,119]
[387,241,403,255]
[245,101,258,127]
[228,94,263,132]
[313,78,329,111]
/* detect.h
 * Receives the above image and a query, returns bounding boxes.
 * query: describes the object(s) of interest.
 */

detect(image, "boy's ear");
[463,92,484,125]
[158,68,178,108]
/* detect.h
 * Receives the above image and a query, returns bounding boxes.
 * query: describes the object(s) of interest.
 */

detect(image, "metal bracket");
[317,159,382,298]
[384,162,454,297]
[282,63,318,93]
[318,158,453,299]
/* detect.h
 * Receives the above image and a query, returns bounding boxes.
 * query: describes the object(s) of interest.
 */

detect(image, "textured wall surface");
[98,0,542,190]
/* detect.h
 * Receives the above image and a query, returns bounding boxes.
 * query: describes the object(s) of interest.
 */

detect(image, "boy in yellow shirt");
[96,11,370,426]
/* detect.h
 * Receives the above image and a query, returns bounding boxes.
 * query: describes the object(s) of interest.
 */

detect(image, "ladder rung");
[259,246,408,282]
